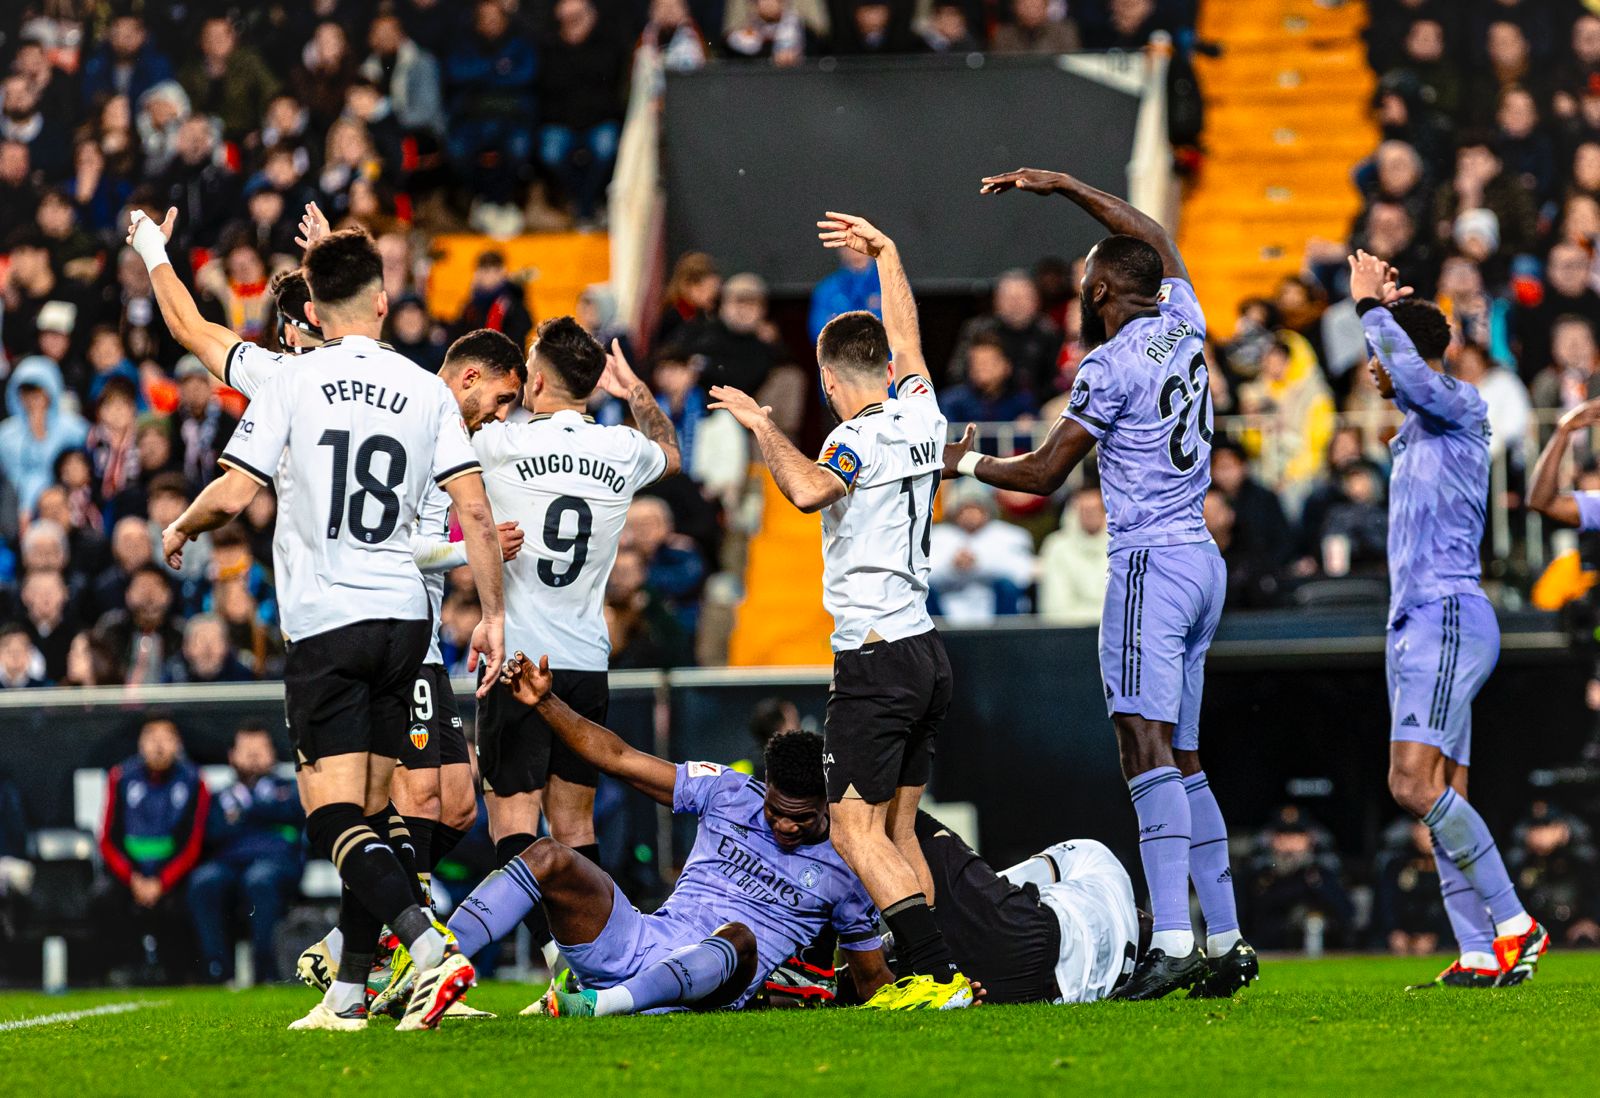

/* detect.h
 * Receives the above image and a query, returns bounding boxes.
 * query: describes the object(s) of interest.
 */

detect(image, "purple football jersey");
[1063,278,1215,553]
[660,763,882,983]
[1361,304,1490,624]
[1578,491,1600,531]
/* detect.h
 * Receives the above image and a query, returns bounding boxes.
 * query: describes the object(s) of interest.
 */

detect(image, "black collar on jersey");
[320,336,396,351]
[529,411,597,423]
[851,402,885,420]
[1128,307,1161,322]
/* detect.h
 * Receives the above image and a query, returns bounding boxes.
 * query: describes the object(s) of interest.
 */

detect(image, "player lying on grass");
[442,652,903,1017]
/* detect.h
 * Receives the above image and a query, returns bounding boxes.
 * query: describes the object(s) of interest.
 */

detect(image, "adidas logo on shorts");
[1400,713,1420,728]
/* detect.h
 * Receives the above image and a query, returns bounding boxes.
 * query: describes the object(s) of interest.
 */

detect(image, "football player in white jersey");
[470,316,679,969]
[708,213,971,1011]
[130,206,524,1017]
[132,213,506,1032]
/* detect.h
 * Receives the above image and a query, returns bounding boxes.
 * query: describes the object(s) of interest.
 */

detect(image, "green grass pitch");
[5,953,1595,1096]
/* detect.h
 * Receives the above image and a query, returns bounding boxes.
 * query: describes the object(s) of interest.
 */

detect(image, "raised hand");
[598,338,642,399]
[980,168,1069,196]
[1559,397,1600,433]
[707,385,774,431]
[500,651,554,707]
[817,212,891,258]
[1347,249,1414,306]
[294,201,331,252]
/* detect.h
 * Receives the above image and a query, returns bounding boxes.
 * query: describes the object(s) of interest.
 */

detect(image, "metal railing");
[960,406,1585,578]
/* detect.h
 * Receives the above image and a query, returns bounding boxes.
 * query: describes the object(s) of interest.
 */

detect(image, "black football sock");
[307,803,420,986]
[432,823,469,869]
[374,808,428,909]
[881,894,959,982]
[402,815,436,905]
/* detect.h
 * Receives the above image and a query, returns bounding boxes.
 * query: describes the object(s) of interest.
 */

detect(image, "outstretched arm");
[817,212,930,385]
[160,467,260,566]
[502,653,677,806]
[443,472,505,694]
[1530,399,1600,527]
[706,386,847,513]
[126,207,243,380]
[981,168,1188,281]
[941,416,1097,495]
[596,338,682,479]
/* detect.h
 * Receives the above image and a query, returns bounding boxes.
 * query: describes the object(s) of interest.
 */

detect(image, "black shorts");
[476,668,607,795]
[284,619,432,769]
[398,662,470,770]
[914,811,1061,1005]
[824,628,952,804]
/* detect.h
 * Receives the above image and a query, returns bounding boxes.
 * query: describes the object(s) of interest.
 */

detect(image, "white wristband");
[128,212,171,272]
[956,451,983,478]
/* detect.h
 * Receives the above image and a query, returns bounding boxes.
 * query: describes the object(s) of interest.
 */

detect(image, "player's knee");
[712,920,758,962]
[1172,749,1202,777]
[442,794,477,833]
[1388,767,1440,818]
[518,836,574,880]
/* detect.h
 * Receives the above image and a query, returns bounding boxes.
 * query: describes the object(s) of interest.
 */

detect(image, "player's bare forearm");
[149,263,241,380]
[844,946,895,1001]
[876,242,929,381]
[1529,424,1583,526]
[445,474,505,620]
[626,381,683,478]
[753,417,846,513]
[535,693,677,806]
[1054,176,1186,280]
[176,468,258,537]
[947,417,1095,496]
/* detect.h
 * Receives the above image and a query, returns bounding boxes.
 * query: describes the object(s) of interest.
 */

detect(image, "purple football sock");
[1423,788,1524,927]
[1129,766,1193,935]
[446,856,542,958]
[607,935,741,1015]
[1183,771,1239,937]
[1432,835,1495,959]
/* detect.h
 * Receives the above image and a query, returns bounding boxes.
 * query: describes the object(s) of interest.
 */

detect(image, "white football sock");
[1150,929,1195,956]
[591,986,635,1017]
[324,927,344,964]
[324,979,364,1013]
[1461,951,1497,971]
[409,927,446,971]
[1206,930,1242,956]
[1494,912,1533,938]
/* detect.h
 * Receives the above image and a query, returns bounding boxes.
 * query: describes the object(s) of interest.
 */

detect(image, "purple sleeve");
[1062,354,1124,439]
[672,761,735,815]
[1360,304,1485,429]
[1158,278,1206,337]
[831,879,884,951]
[1578,492,1600,532]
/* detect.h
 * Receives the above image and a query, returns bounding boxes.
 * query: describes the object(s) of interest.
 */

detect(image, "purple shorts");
[555,880,703,990]
[1097,542,1225,751]
[1386,593,1499,766]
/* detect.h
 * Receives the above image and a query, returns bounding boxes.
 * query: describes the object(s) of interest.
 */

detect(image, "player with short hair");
[469,315,679,994]
[1349,249,1548,989]
[709,213,971,1011]
[445,652,896,1016]
[133,208,508,1032]
[134,206,522,1010]
[1528,395,1600,528]
[942,168,1254,1000]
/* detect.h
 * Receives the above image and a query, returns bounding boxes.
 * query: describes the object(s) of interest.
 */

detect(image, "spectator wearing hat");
[927,481,1037,623]
[0,355,88,515]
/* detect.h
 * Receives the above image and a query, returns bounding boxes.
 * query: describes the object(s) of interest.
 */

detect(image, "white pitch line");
[0,999,169,1032]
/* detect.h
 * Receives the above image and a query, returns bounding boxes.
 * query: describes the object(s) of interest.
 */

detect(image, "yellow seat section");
[728,465,834,667]
[1179,0,1377,338]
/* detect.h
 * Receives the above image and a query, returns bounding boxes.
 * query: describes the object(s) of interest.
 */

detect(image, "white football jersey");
[227,339,455,663]
[473,410,666,671]
[219,335,480,642]
[1002,839,1142,1004]
[815,374,945,651]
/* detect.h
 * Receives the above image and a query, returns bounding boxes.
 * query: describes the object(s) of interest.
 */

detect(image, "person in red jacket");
[94,714,210,983]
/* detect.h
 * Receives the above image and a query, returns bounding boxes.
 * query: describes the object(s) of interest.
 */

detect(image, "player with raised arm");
[709,214,972,1011]
[443,653,898,1016]
[1348,249,1549,990]
[132,205,523,1016]
[942,168,1253,1001]
[467,318,678,1006]
[1529,396,1600,529]
[134,211,508,1032]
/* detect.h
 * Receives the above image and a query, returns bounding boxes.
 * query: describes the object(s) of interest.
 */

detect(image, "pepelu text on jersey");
[1145,321,1199,364]
[318,380,408,414]
[514,453,627,493]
